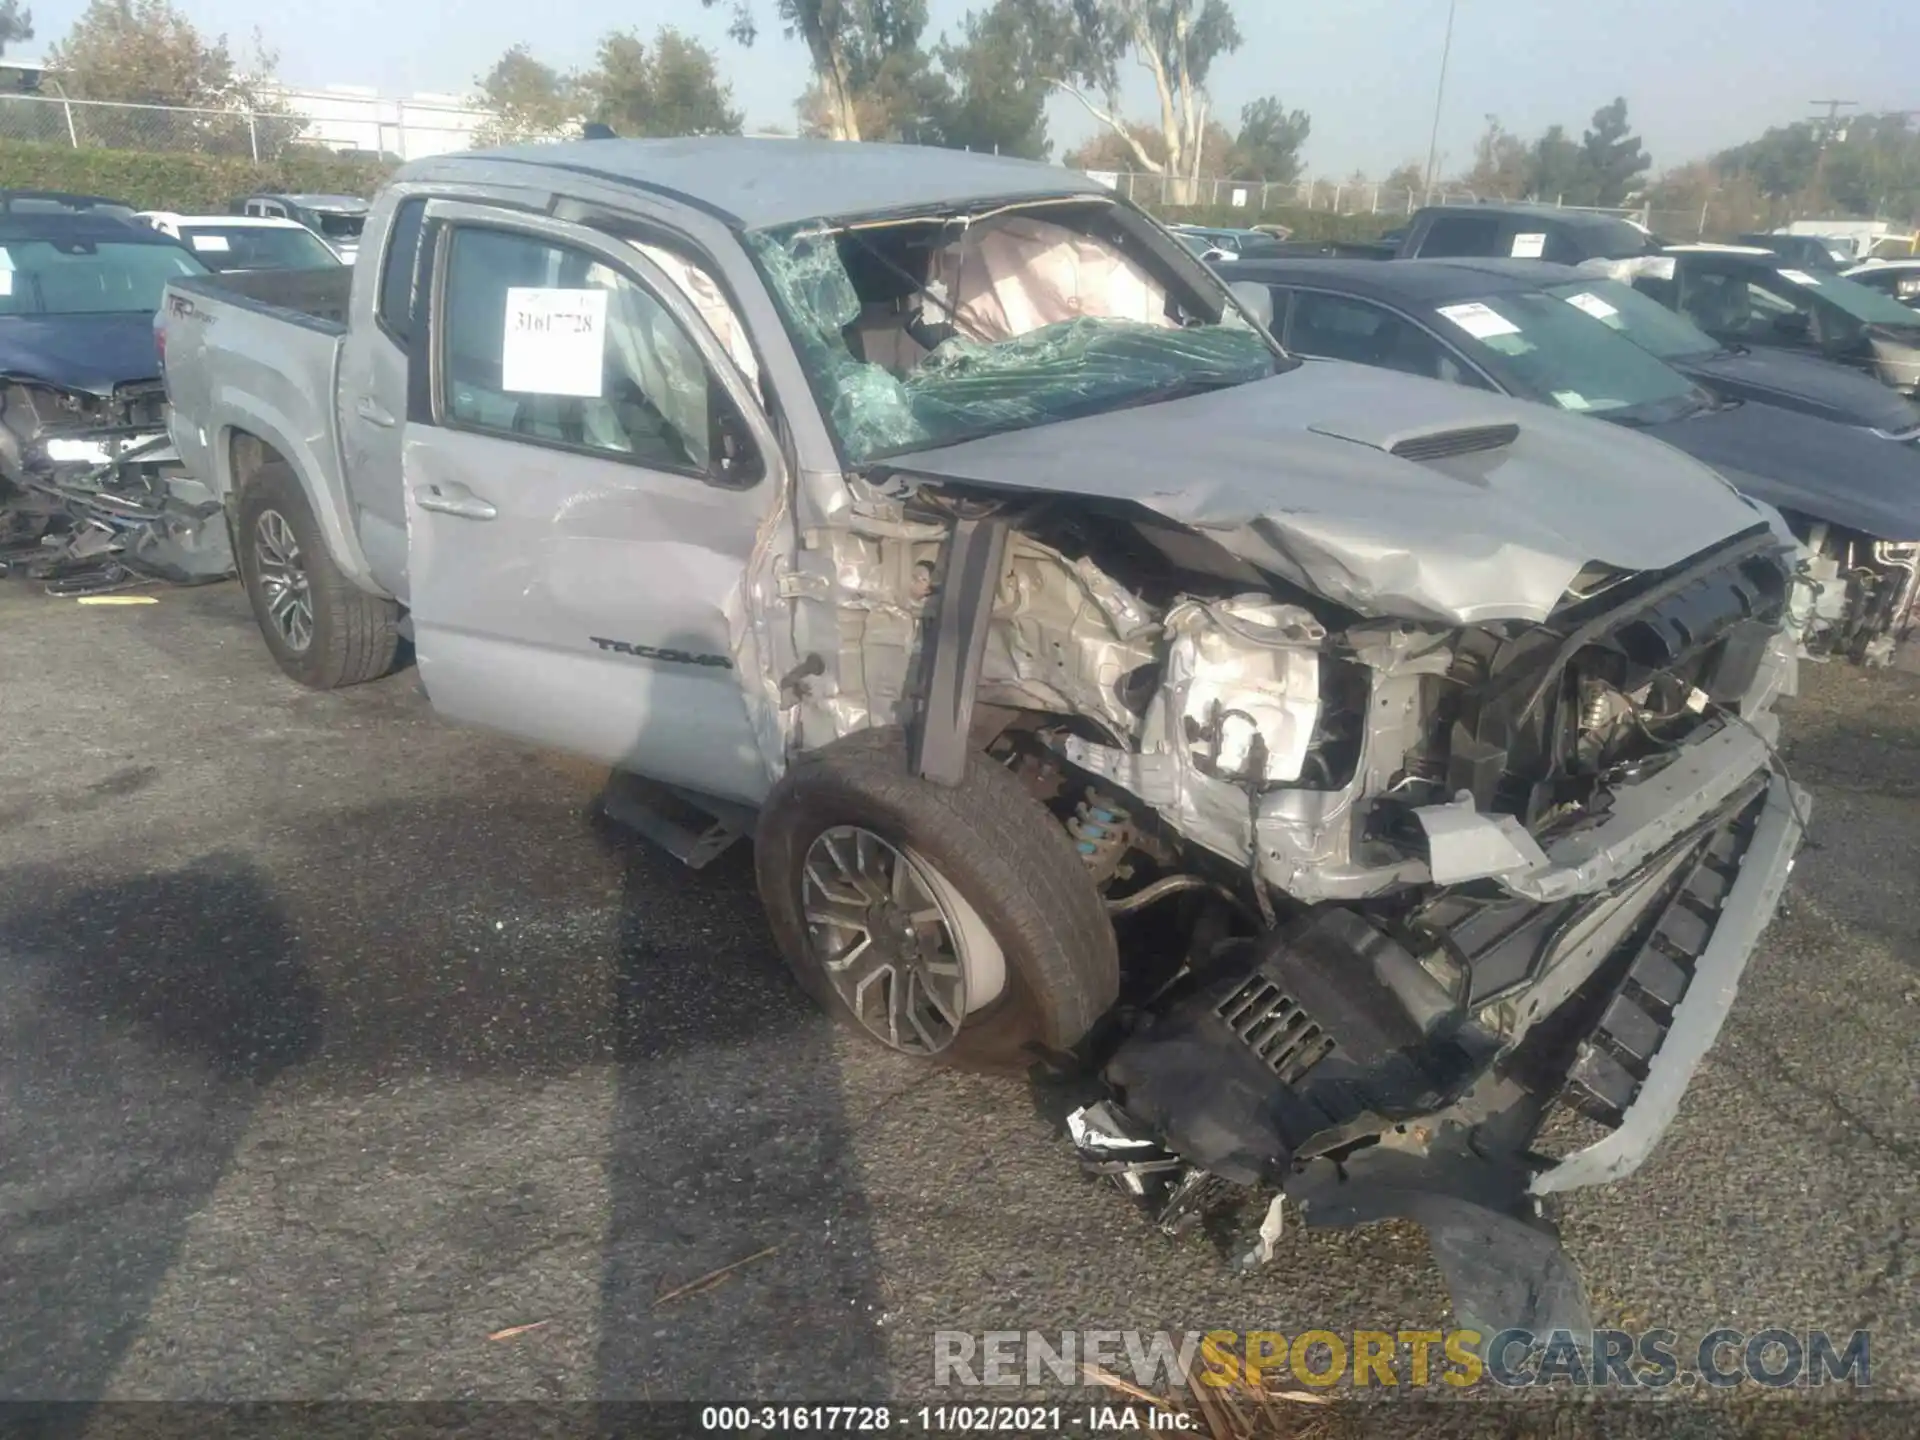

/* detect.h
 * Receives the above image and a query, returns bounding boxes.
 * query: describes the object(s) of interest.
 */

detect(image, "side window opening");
[437,225,759,483]
[1418,215,1505,257]
[377,197,428,341]
[1542,229,1585,265]
[1287,290,1487,389]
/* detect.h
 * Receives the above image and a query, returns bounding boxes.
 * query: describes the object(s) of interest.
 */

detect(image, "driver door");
[402,200,784,806]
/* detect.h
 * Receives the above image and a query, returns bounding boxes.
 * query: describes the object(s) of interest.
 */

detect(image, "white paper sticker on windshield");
[1778,269,1822,287]
[1564,291,1619,322]
[189,234,231,252]
[1510,232,1547,259]
[0,247,13,271]
[1552,390,1591,411]
[501,287,608,397]
[0,271,12,296]
[1436,302,1521,340]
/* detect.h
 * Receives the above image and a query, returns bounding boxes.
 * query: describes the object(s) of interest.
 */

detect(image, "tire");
[236,461,398,689]
[756,728,1120,1072]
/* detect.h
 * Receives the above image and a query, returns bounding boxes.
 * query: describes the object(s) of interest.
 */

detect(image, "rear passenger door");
[402,200,784,806]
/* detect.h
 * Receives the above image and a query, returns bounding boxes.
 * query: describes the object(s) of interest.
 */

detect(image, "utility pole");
[1422,0,1458,204]
[1809,99,1858,136]
[1808,99,1857,203]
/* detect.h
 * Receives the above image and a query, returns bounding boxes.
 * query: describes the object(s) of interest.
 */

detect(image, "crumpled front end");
[1059,526,1807,1336]
[0,379,232,592]
[786,423,1805,1335]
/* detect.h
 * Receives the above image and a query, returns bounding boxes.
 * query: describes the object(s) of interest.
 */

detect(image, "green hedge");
[0,139,1410,244]
[0,140,394,212]
[0,137,1414,247]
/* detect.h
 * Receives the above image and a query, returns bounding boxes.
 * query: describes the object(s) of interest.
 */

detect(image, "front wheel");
[755,729,1120,1072]
[235,461,398,689]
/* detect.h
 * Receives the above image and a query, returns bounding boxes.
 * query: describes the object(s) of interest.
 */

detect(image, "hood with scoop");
[880,359,1776,625]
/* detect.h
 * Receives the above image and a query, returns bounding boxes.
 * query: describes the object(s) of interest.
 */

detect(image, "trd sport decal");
[590,637,733,670]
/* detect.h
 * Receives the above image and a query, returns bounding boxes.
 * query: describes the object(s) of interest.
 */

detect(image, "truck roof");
[234,193,370,213]
[1418,201,1637,232]
[405,137,1109,231]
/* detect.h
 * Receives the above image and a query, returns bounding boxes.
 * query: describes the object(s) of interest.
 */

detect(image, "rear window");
[317,212,366,240]
[1416,215,1505,257]
[177,225,340,272]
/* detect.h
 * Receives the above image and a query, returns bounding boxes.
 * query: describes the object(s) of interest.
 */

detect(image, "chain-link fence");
[0,93,308,160]
[0,102,1779,241]
[1085,172,1509,216]
[0,91,486,162]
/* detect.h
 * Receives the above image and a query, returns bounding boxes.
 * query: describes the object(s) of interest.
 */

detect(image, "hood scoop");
[1305,412,1522,462]
[1389,423,1521,462]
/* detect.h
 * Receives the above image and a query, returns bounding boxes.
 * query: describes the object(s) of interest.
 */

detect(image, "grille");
[1216,976,1336,1084]
[1390,423,1519,462]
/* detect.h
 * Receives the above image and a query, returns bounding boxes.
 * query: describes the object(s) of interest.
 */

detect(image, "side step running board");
[599,772,755,870]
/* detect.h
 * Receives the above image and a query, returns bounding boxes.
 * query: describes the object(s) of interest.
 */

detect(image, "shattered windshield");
[748,202,1284,464]
[1429,289,1703,421]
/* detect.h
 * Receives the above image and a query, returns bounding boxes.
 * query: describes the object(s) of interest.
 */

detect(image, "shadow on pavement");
[0,855,322,1400]
[590,819,889,1399]
[0,787,888,1401]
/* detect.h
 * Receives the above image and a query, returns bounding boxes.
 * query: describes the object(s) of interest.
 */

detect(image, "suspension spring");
[1067,790,1133,884]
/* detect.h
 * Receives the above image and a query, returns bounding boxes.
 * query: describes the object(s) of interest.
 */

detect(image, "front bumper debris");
[1073,773,1806,1337]
[0,433,234,593]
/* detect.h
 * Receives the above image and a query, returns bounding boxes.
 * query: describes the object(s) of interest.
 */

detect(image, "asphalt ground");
[2,577,1917,1419]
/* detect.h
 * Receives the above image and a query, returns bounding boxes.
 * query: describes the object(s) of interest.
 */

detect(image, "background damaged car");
[0,213,231,593]
[156,140,1810,1338]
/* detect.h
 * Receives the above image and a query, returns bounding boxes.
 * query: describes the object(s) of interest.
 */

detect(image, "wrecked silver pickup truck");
[159,139,1808,1336]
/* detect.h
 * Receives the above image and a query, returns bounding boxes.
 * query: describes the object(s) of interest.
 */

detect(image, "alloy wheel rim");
[253,509,313,653]
[800,825,1000,1056]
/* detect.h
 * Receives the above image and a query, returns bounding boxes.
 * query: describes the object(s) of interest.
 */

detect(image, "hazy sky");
[27,0,1920,176]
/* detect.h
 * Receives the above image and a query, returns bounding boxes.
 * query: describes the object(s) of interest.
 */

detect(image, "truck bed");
[161,267,354,545]
[170,265,353,331]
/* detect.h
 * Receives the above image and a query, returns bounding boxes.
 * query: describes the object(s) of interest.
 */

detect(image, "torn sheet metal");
[1058,595,1328,871]
[784,505,1162,751]
[1067,622,1452,903]
[1414,794,1550,886]
[1164,596,1324,785]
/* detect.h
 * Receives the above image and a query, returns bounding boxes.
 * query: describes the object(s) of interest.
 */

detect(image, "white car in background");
[133,213,343,273]
[1846,258,1920,315]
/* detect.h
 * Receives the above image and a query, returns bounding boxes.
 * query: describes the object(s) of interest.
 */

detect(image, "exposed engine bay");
[777,468,1805,1337]
[0,378,233,594]
[1789,518,1920,667]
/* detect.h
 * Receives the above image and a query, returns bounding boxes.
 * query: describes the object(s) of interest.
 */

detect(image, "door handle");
[355,396,396,428]
[413,482,497,521]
